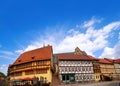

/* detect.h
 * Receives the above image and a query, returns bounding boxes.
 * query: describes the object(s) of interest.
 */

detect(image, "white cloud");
[15,50,24,54]
[102,21,120,34]
[100,47,115,58]
[16,17,120,59]
[82,17,102,28]
[68,29,79,35]
[100,41,120,59]
[0,50,18,75]
[0,64,8,75]
[114,42,120,58]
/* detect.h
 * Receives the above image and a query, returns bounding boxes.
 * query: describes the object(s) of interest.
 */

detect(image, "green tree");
[0,72,6,78]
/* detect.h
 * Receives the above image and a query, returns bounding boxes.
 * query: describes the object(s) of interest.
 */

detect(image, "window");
[96,75,97,79]
[72,67,74,72]
[66,75,69,80]
[16,63,32,69]
[75,67,77,72]
[69,67,72,72]
[90,75,92,80]
[98,76,100,78]
[79,76,81,80]
[32,56,35,59]
[87,75,89,79]
[18,60,21,62]
[61,68,64,72]
[25,70,34,75]
[36,69,47,74]
[15,72,22,76]
[83,75,85,79]
[89,67,91,71]
[62,75,65,81]
[65,67,67,71]
[36,61,47,66]
[82,67,85,71]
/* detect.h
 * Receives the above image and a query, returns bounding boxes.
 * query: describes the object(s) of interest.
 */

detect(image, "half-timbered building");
[88,55,101,82]
[99,59,116,81]
[8,45,53,85]
[114,59,120,79]
[54,47,95,84]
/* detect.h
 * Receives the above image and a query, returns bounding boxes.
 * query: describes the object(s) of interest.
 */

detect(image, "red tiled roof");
[104,58,114,63]
[99,59,112,64]
[56,53,94,60]
[13,45,53,65]
[114,59,120,63]
[87,55,97,60]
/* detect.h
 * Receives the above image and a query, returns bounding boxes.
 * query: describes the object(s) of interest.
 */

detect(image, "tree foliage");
[0,72,6,78]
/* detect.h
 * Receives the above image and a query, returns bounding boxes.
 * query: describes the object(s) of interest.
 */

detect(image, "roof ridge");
[54,52,74,55]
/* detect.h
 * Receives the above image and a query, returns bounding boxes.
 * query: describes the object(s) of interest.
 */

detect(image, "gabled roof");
[56,53,94,61]
[13,45,53,65]
[55,47,95,61]
[99,59,113,64]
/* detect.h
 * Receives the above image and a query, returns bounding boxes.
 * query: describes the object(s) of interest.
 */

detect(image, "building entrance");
[61,74,75,83]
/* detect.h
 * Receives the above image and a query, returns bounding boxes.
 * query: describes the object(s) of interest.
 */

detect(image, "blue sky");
[0,0,120,74]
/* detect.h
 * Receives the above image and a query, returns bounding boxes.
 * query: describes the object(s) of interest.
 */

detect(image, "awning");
[13,77,33,82]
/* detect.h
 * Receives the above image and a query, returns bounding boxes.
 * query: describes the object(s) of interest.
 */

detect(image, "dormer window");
[32,56,35,59]
[18,60,21,62]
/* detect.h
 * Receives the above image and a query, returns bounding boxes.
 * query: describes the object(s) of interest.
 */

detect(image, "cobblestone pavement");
[58,81,120,86]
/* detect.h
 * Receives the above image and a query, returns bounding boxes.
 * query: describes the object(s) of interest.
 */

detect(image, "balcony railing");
[9,64,50,73]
